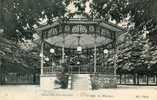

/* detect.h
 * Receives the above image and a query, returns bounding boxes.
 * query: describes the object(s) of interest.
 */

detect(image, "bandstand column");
[40,31,44,76]
[40,31,58,90]
[113,32,118,77]
[62,33,65,63]
[113,32,118,88]
[94,34,97,73]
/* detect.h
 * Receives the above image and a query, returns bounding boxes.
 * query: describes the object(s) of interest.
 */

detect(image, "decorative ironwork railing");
[43,66,63,74]
[68,64,93,74]
[96,66,114,74]
[43,65,114,74]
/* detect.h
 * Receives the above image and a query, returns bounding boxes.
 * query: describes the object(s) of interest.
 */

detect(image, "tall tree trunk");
[120,74,122,84]
[33,73,36,84]
[156,74,157,85]
[146,74,149,85]
[0,60,2,85]
[133,73,136,85]
[124,74,127,84]
[0,61,5,85]
[0,0,4,29]
[33,66,36,84]
[137,74,139,85]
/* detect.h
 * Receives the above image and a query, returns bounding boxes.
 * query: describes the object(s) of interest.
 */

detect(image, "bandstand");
[35,15,126,90]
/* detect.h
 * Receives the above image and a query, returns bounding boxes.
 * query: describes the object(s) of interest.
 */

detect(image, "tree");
[0,0,66,41]
[90,0,157,85]
[92,0,129,22]
[0,31,41,84]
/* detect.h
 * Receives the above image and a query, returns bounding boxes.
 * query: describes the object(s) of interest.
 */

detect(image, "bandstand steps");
[71,74,92,90]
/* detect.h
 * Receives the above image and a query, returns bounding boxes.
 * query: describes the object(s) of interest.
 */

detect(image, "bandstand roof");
[35,16,126,49]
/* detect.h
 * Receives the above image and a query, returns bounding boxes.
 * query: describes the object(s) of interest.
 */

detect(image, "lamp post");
[103,49,109,72]
[50,48,55,54]
[77,45,82,72]
[77,46,82,52]
[50,48,55,72]
[103,49,109,54]
[45,57,50,62]
[76,36,82,73]
[77,36,82,52]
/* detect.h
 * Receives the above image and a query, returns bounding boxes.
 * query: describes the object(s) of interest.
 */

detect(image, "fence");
[117,74,157,85]
[0,72,40,85]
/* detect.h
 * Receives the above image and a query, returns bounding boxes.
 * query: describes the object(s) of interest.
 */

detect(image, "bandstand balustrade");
[42,64,115,74]
[43,66,63,74]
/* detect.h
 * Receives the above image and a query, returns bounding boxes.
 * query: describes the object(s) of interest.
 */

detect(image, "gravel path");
[0,85,157,100]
